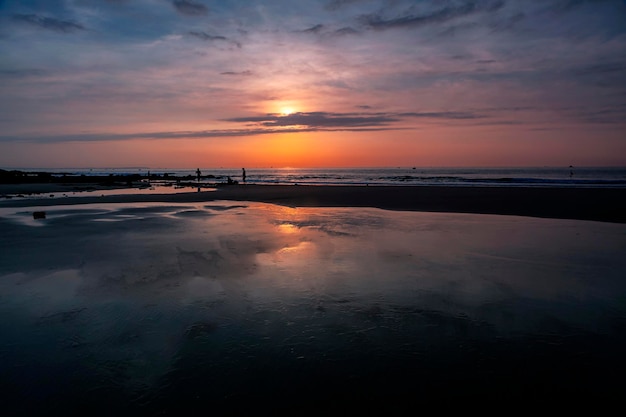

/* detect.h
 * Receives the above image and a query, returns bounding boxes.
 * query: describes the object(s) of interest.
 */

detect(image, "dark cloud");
[227,112,398,128]
[0,126,398,144]
[227,110,486,128]
[362,0,505,30]
[334,26,360,36]
[400,111,485,120]
[220,70,253,76]
[188,31,227,41]
[6,110,455,144]
[172,0,208,16]
[12,14,86,33]
[298,23,359,37]
[10,103,624,145]
[188,31,241,47]
[301,24,325,34]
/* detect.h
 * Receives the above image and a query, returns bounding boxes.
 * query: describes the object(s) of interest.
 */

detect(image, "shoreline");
[1,184,625,223]
[0,182,146,196]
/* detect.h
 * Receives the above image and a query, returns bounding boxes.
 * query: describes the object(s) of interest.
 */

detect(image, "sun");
[272,101,301,116]
[280,107,295,116]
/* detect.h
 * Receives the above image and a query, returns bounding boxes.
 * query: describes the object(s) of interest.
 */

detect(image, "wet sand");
[0,182,146,196]
[2,184,625,223]
[1,201,625,413]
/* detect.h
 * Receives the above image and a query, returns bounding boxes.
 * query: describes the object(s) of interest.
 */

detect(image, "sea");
[15,166,626,188]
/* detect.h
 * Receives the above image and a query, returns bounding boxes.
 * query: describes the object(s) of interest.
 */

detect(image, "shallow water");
[3,184,214,200]
[1,202,625,414]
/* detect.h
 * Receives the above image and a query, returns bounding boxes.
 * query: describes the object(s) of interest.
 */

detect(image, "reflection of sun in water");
[278,223,298,234]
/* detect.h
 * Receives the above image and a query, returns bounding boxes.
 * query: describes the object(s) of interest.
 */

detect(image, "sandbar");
[1,184,625,223]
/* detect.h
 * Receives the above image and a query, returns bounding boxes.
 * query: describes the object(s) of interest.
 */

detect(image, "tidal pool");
[1,202,625,414]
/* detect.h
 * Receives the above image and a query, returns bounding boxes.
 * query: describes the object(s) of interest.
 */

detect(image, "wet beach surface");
[1,202,625,414]
[2,184,626,223]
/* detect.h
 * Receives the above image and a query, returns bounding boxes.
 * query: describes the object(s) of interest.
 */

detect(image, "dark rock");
[33,211,46,219]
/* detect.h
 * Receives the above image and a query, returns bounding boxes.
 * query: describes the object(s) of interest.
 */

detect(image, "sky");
[0,0,625,168]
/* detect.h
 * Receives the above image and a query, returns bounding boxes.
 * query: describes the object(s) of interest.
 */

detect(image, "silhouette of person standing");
[242,168,246,183]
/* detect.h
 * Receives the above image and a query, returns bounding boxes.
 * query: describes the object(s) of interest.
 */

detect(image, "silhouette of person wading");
[242,168,246,184]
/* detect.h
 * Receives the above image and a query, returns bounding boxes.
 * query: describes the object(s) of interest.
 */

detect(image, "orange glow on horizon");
[7,125,625,169]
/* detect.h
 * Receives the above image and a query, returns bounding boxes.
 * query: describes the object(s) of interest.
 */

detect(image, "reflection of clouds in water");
[2,202,625,308]
[67,203,335,298]
[266,205,390,237]
[2,201,626,408]
[1,202,625,332]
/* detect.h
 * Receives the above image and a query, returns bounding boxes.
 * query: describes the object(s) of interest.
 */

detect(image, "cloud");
[0,126,399,144]
[298,23,359,37]
[220,70,253,76]
[226,111,486,128]
[226,112,399,128]
[551,0,613,12]
[362,0,505,30]
[325,0,366,11]
[301,24,325,34]
[0,68,47,78]
[576,107,626,124]
[334,27,360,36]
[172,0,208,16]
[7,104,621,145]
[487,11,525,32]
[188,31,227,41]
[188,31,241,47]
[400,111,485,120]
[573,61,626,76]
[12,14,86,33]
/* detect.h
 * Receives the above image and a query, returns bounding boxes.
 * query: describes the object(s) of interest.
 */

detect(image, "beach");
[3,0,625,412]
[2,184,626,223]
[1,185,626,414]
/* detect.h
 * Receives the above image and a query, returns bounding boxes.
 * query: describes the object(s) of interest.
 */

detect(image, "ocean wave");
[11,167,626,188]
